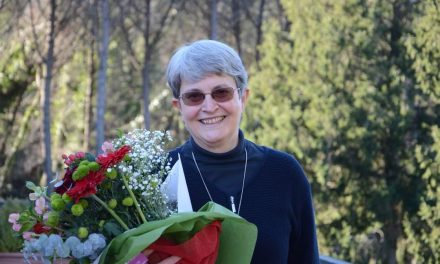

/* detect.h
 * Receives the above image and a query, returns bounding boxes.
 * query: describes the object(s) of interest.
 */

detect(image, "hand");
[143,249,181,264]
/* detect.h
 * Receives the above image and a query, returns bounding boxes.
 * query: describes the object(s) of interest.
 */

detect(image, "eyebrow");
[184,84,233,92]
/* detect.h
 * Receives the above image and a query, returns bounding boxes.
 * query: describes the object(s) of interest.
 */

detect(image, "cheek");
[181,107,198,121]
[230,101,244,116]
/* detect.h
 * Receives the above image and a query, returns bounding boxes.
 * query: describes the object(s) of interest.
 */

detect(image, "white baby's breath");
[112,129,173,219]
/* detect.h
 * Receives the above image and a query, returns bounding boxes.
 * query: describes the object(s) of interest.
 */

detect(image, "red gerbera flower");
[33,222,51,234]
[54,167,75,194]
[63,145,131,202]
[97,145,131,169]
[66,170,106,202]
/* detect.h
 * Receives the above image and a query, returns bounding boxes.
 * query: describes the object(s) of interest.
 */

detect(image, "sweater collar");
[190,130,245,159]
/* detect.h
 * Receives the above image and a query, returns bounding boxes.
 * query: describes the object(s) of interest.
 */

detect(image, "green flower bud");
[105,169,117,180]
[101,180,112,189]
[71,204,84,216]
[80,258,90,264]
[99,220,105,228]
[78,227,88,239]
[122,197,134,207]
[19,211,31,222]
[87,162,100,172]
[62,193,72,203]
[107,199,117,209]
[46,212,59,227]
[79,160,90,166]
[51,198,66,211]
[72,165,90,181]
[50,193,62,201]
[123,155,131,162]
[79,199,89,209]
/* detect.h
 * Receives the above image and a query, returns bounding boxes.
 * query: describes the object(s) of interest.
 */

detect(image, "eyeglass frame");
[178,86,242,106]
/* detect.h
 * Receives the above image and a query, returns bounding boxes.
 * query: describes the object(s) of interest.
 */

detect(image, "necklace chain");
[191,148,248,215]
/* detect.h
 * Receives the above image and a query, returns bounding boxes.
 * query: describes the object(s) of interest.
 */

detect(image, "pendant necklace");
[191,147,248,215]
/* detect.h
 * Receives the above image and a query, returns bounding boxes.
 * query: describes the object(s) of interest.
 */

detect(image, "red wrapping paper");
[146,220,222,264]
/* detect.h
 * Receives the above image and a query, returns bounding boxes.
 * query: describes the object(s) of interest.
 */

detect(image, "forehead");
[181,74,236,92]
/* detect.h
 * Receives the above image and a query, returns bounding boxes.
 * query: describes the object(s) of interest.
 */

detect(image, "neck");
[191,130,244,155]
[195,138,238,153]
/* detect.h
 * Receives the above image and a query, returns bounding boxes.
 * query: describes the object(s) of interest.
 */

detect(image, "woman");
[166,39,319,263]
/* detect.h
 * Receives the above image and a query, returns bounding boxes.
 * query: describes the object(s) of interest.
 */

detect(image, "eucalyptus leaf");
[25,181,37,191]
[85,152,96,162]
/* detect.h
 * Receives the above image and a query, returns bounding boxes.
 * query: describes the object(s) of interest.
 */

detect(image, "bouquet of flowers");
[9,129,257,264]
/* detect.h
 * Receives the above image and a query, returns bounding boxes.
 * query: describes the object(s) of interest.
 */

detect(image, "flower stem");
[122,175,147,224]
[91,194,129,231]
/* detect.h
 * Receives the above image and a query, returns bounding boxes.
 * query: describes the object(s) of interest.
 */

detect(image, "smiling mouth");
[200,116,225,124]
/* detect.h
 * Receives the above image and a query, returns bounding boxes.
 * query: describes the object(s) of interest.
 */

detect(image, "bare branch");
[115,0,141,70]
[150,0,177,50]
[27,0,45,62]
[241,0,258,27]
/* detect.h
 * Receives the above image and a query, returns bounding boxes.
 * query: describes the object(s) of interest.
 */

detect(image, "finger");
[157,256,182,264]
[142,249,154,256]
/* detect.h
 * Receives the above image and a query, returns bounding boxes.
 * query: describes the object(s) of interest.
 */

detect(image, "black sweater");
[169,135,319,264]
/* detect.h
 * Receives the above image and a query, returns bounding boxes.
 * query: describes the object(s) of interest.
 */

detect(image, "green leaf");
[116,129,124,138]
[99,202,257,264]
[19,218,37,232]
[25,181,37,191]
[103,221,124,237]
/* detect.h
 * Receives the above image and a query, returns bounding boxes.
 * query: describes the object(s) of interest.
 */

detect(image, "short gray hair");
[166,39,248,98]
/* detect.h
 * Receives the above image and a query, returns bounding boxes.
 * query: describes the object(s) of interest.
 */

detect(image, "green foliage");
[0,198,30,252]
[398,2,440,263]
[0,47,34,114]
[0,42,40,198]
[244,0,440,262]
[399,126,440,263]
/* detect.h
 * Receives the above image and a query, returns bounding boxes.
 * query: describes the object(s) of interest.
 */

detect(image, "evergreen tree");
[400,1,440,263]
[243,0,439,262]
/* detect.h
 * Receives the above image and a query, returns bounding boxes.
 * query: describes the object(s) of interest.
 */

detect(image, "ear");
[240,88,250,107]
[172,98,181,112]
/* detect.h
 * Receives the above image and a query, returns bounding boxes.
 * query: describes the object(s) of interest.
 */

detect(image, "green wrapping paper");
[98,202,258,264]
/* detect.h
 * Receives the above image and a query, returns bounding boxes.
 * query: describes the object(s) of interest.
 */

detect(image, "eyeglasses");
[179,87,239,106]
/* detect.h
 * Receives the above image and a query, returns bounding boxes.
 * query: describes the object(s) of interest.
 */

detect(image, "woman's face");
[172,74,249,153]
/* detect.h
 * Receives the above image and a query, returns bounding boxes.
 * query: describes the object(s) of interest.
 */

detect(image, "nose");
[201,94,218,112]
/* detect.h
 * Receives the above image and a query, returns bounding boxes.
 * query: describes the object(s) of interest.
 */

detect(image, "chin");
[202,134,225,143]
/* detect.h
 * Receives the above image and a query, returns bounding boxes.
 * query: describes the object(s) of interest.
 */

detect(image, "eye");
[185,92,203,100]
[212,88,234,100]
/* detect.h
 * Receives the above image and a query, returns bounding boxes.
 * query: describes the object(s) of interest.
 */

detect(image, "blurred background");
[0,0,439,263]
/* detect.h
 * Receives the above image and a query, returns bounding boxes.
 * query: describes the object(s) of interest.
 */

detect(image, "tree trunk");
[84,41,95,150]
[383,201,402,264]
[380,3,410,262]
[255,0,265,64]
[210,0,218,40]
[96,0,110,154]
[42,0,56,188]
[231,0,241,55]
[142,0,151,129]
[140,0,177,129]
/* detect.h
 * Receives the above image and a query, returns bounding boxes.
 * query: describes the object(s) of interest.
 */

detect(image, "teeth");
[201,116,224,124]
